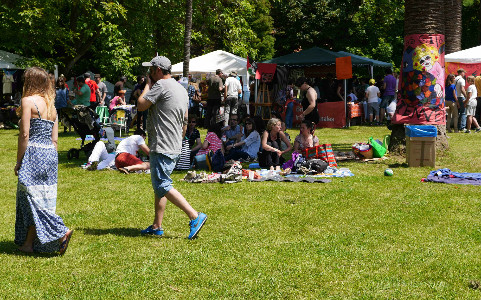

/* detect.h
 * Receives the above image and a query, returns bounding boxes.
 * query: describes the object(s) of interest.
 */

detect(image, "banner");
[282,102,346,128]
[445,62,481,89]
[336,56,352,80]
[393,34,446,125]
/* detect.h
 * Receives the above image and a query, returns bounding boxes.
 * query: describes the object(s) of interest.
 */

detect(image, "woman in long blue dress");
[14,67,73,254]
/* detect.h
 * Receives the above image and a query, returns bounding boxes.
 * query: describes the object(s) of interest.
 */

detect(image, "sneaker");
[476,127,481,133]
[87,161,98,171]
[188,212,207,239]
[465,129,471,133]
[141,225,164,236]
[447,129,452,133]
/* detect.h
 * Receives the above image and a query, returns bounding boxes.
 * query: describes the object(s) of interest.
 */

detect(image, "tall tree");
[183,0,193,77]
[390,0,449,153]
[445,0,462,54]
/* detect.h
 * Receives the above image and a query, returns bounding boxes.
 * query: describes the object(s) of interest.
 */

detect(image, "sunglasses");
[189,121,196,123]
[245,122,252,125]
[231,119,238,121]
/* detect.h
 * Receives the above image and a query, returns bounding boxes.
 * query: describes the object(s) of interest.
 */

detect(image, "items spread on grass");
[422,168,481,185]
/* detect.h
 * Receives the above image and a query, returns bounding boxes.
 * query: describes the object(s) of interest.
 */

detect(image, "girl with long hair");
[15,67,73,254]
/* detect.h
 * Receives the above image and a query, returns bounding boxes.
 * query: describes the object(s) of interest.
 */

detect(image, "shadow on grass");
[81,227,180,239]
[388,162,409,168]
[0,241,59,257]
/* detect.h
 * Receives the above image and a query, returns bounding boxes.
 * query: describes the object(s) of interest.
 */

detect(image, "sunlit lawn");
[1,125,481,299]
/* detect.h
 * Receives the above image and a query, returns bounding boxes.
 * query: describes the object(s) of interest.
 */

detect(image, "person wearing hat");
[94,74,108,106]
[109,89,126,112]
[136,55,207,240]
[223,70,242,126]
[365,78,380,125]
[455,68,467,131]
[205,69,224,127]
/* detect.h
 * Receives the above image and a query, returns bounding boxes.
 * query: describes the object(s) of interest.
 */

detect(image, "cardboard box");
[406,136,436,167]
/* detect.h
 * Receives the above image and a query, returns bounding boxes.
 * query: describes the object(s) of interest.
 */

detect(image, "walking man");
[223,71,242,126]
[137,56,207,239]
[205,69,224,127]
[455,68,467,131]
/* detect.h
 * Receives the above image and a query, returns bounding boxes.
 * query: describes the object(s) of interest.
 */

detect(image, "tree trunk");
[390,0,449,155]
[183,0,193,77]
[444,0,462,54]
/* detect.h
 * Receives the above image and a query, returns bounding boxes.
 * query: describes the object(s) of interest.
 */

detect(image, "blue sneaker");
[141,225,164,236]
[188,212,207,239]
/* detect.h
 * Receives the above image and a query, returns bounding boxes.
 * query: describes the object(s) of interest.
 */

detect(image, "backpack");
[210,149,225,172]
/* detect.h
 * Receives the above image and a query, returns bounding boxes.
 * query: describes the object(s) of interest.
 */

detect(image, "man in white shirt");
[223,71,242,126]
[365,79,381,125]
[455,68,467,130]
[114,129,150,173]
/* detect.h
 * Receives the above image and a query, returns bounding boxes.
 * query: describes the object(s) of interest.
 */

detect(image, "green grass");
[1,126,481,299]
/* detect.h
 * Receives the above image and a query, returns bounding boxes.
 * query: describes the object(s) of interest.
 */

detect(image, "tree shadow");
[388,162,409,168]
[80,227,180,239]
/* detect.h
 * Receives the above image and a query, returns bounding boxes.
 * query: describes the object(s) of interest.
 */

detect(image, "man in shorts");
[365,79,380,125]
[137,55,207,239]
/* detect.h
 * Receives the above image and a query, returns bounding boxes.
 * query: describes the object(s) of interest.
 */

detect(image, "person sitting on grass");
[259,117,292,171]
[196,122,224,156]
[225,117,261,162]
[115,129,151,174]
[221,114,243,146]
[293,121,319,153]
[186,115,202,158]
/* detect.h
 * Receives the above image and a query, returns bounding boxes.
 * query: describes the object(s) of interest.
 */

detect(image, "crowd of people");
[13,52,481,256]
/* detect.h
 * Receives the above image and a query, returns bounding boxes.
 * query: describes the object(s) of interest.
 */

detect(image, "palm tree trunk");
[183,0,193,77]
[444,0,462,54]
[390,0,449,154]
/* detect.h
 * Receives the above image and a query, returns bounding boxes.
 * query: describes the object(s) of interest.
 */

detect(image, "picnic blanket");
[422,168,481,185]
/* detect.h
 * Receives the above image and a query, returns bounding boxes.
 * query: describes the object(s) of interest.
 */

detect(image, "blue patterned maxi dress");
[15,111,68,252]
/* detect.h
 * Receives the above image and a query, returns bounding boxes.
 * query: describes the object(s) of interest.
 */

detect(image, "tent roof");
[263,47,392,68]
[263,47,345,66]
[171,50,247,75]
[0,49,24,69]
[337,51,392,68]
[445,45,481,63]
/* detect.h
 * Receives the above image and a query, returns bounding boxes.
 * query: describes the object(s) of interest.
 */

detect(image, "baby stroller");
[63,105,102,160]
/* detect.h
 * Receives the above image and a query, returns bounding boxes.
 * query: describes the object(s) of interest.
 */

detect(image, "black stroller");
[62,106,102,160]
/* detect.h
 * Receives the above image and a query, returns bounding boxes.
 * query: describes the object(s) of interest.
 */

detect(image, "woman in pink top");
[109,89,126,112]
[197,123,224,155]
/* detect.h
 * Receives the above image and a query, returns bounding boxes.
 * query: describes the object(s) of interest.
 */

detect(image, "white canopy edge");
[171,50,247,75]
[445,45,481,63]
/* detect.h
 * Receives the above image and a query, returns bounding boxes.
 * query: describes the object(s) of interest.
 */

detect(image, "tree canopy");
[0,0,479,82]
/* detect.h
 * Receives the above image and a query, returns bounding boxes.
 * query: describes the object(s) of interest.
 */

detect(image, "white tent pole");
[370,65,374,79]
[344,79,348,127]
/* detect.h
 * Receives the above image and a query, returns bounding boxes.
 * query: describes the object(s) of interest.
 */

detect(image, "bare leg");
[152,196,168,229]
[18,226,36,253]
[466,116,473,131]
[124,162,150,172]
[164,188,198,220]
[472,117,480,129]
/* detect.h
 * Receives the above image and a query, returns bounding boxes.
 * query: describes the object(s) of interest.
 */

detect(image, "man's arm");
[137,79,153,111]
[139,143,150,155]
[182,110,188,137]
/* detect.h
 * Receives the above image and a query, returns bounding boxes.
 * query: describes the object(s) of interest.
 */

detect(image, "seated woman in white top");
[225,117,261,161]
[293,120,319,153]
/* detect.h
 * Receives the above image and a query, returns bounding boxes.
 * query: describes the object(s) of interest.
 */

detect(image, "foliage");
[461,0,481,49]
[270,0,405,70]
[2,126,481,298]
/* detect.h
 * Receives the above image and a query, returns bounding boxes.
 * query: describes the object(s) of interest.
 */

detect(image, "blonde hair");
[266,118,281,131]
[20,67,56,119]
[413,44,439,72]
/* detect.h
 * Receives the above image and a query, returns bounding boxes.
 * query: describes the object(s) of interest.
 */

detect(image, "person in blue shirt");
[225,117,261,161]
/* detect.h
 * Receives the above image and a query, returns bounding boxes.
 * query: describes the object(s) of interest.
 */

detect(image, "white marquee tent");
[171,50,248,78]
[0,50,24,69]
[445,45,481,63]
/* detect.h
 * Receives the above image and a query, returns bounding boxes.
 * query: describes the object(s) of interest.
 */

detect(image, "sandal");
[59,230,73,255]
[118,167,129,174]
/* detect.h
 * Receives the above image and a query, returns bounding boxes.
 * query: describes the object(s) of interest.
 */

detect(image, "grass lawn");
[1,125,481,299]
